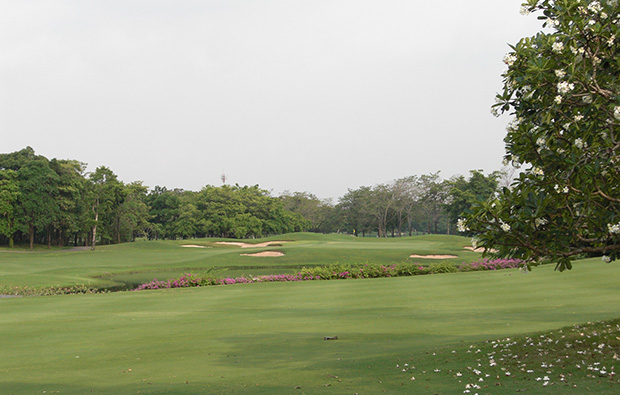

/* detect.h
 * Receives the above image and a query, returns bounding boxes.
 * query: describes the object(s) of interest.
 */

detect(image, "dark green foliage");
[0,148,310,247]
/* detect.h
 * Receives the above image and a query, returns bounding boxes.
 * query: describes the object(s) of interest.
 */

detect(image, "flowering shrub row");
[458,258,524,272]
[132,259,524,291]
[0,284,105,297]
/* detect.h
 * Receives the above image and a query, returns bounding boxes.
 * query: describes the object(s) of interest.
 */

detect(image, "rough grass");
[1,257,620,393]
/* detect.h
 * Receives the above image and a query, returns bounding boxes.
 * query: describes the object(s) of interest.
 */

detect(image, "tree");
[117,181,152,242]
[446,170,500,228]
[88,166,123,250]
[462,0,620,271]
[49,159,88,247]
[280,191,335,233]
[0,170,20,247]
[338,186,375,237]
[392,176,421,236]
[418,172,450,234]
[17,159,60,249]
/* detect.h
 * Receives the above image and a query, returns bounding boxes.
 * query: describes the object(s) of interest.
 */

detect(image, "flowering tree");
[461,0,620,271]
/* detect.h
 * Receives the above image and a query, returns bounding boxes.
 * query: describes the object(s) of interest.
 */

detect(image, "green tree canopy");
[462,0,620,270]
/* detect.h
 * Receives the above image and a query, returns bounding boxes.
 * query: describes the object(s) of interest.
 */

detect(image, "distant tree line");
[0,147,308,249]
[281,170,503,237]
[0,147,505,248]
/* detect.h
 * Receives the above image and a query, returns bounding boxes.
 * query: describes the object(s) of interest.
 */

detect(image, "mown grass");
[0,233,480,289]
[1,255,620,393]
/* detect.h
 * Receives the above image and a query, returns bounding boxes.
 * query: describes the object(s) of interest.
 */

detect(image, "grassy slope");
[0,233,481,289]
[1,257,619,394]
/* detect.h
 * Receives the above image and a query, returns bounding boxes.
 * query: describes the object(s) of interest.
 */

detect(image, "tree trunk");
[29,224,35,250]
[47,226,52,249]
[92,211,98,251]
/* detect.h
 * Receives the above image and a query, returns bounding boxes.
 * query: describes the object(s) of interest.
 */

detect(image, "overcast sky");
[0,1,543,200]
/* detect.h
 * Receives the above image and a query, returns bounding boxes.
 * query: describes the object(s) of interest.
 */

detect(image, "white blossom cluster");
[614,106,620,121]
[552,41,565,53]
[457,218,469,233]
[602,255,611,263]
[535,217,548,227]
[588,1,603,14]
[557,81,574,94]
[608,222,620,234]
[500,221,511,232]
[574,138,585,149]
[503,53,517,66]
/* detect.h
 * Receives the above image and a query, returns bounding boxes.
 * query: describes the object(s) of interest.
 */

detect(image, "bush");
[428,262,458,274]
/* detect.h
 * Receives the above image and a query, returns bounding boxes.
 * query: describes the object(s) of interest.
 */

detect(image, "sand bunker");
[240,251,284,257]
[464,246,498,253]
[409,254,458,259]
[216,241,288,248]
[181,245,208,248]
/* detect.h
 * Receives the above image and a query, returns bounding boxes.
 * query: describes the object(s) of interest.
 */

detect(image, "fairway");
[1,254,620,393]
[0,233,480,289]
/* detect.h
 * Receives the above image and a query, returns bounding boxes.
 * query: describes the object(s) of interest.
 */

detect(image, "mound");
[240,251,284,257]
[216,241,288,248]
[409,254,457,259]
[464,246,498,253]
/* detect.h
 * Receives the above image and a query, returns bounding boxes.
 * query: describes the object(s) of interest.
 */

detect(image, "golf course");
[1,233,620,394]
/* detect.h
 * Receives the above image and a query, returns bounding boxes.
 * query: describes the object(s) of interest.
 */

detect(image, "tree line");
[281,170,503,237]
[0,147,504,249]
[0,147,308,249]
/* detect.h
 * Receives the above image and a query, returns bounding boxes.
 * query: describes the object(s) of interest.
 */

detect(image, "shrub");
[428,262,458,274]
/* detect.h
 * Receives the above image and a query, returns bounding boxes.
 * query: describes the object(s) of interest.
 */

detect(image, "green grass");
[1,254,620,393]
[0,233,481,289]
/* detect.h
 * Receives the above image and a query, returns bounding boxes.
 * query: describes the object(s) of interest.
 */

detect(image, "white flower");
[608,35,616,47]
[520,5,531,15]
[601,12,608,19]
[552,41,565,53]
[614,106,620,121]
[609,0,618,8]
[555,95,563,104]
[582,95,593,104]
[588,1,603,13]
[457,218,469,233]
[503,53,517,66]
[471,238,478,249]
[602,255,611,263]
[574,114,584,121]
[555,69,566,78]
[533,167,544,176]
[608,222,620,234]
[563,186,569,193]
[506,119,520,132]
[500,221,511,232]
[535,217,548,227]
[571,46,586,55]
[557,81,575,94]
[574,138,585,149]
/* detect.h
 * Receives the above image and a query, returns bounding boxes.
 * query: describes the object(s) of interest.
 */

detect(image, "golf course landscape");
[2,233,620,394]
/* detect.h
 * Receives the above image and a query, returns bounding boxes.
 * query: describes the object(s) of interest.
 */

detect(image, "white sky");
[0,1,543,200]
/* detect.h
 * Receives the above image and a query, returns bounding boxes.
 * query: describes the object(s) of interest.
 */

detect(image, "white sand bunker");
[240,251,284,257]
[181,245,209,248]
[464,246,498,253]
[216,241,288,248]
[410,254,458,259]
